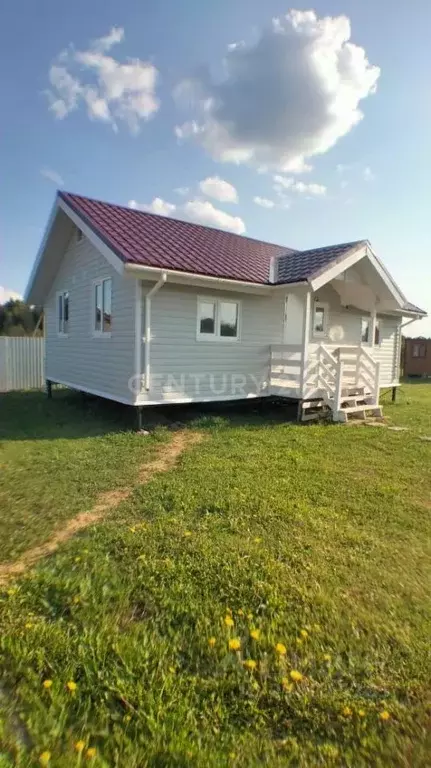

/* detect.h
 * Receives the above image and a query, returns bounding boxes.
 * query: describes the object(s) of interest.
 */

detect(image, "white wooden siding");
[373,316,402,386]
[45,235,136,403]
[138,282,286,403]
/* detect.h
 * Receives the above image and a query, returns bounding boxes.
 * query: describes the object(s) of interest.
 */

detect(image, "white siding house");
[25,191,426,423]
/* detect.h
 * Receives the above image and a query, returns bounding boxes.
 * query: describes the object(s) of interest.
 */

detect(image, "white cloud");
[128,196,245,234]
[199,176,238,203]
[273,175,326,196]
[0,287,22,304]
[182,199,245,234]
[128,197,176,216]
[253,196,275,208]
[46,27,159,133]
[174,186,190,196]
[40,168,64,186]
[363,166,375,181]
[174,9,379,171]
[92,26,124,53]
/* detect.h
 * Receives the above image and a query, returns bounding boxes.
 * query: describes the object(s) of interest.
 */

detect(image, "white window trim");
[56,289,69,337]
[196,296,241,342]
[92,277,112,338]
[312,301,329,339]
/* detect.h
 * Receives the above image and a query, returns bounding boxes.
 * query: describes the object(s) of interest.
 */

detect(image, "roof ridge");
[59,190,296,253]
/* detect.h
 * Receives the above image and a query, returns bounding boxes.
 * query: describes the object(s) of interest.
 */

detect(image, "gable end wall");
[45,234,136,403]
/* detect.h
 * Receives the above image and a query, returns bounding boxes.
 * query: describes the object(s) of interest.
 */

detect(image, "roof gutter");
[124,263,306,293]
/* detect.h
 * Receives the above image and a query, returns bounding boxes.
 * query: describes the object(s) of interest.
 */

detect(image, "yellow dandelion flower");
[39,752,51,766]
[275,643,287,656]
[250,629,260,641]
[66,680,77,692]
[342,706,352,717]
[290,670,303,683]
[358,709,366,718]
[323,654,331,662]
[300,629,309,639]
[208,636,216,647]
[86,747,97,759]
[224,616,234,628]
[75,741,85,753]
[243,659,257,670]
[228,638,241,651]
[42,680,53,689]
[281,677,293,692]
[379,710,390,721]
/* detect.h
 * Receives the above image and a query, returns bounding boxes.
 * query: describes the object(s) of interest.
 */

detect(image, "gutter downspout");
[144,272,167,391]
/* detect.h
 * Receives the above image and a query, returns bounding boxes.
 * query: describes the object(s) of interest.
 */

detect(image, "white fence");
[0,337,45,392]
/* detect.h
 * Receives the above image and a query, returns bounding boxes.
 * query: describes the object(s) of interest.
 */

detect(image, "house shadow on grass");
[0,389,299,441]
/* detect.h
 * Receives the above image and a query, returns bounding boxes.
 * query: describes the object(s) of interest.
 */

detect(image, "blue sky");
[2,0,430,333]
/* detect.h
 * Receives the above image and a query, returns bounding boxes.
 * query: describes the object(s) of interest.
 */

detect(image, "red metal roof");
[60,191,293,285]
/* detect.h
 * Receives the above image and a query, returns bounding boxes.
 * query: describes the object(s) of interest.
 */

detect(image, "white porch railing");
[269,343,381,416]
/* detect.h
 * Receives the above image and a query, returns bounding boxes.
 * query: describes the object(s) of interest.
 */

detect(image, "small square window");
[197,298,240,341]
[412,343,426,358]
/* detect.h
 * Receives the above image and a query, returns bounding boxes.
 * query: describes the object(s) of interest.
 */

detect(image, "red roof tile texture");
[60,192,293,285]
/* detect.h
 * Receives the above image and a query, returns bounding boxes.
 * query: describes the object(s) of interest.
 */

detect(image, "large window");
[57,290,69,335]
[312,303,328,337]
[197,298,240,341]
[94,278,112,335]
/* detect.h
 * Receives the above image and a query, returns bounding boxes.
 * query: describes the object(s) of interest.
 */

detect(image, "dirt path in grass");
[0,430,202,585]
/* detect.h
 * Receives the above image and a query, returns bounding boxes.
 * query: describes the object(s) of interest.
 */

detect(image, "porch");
[270,343,383,422]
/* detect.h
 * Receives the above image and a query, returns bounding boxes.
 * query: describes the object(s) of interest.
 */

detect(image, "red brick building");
[404,337,431,377]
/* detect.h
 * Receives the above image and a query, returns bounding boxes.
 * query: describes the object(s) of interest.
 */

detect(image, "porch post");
[370,309,377,347]
[300,290,311,398]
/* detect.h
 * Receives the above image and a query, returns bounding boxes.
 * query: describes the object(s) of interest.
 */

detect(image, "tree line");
[0,300,43,337]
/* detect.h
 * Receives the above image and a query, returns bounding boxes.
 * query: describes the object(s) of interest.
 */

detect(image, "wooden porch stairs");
[301,344,383,423]
[301,385,383,422]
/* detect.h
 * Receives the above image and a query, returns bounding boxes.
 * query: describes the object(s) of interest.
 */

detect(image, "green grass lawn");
[1,384,431,766]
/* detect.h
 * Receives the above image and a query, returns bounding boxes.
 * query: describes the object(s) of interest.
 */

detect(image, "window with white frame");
[361,317,371,343]
[412,342,426,358]
[94,278,112,334]
[197,298,240,341]
[312,302,327,337]
[57,290,69,335]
